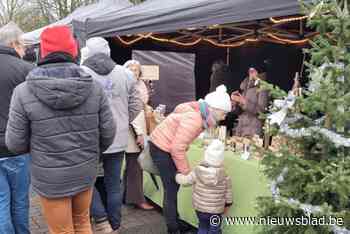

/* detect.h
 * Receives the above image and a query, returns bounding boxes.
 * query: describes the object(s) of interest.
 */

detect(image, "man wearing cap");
[6,26,116,234]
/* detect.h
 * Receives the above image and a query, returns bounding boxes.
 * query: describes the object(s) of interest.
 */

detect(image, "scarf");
[199,99,216,129]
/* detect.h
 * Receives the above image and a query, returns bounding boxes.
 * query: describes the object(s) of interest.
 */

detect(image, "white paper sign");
[141,65,159,80]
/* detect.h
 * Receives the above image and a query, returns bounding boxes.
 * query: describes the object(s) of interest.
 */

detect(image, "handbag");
[137,137,160,175]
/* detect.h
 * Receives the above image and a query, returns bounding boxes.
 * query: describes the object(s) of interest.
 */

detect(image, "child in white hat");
[176,140,233,234]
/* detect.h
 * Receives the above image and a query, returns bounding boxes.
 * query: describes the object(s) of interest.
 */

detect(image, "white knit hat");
[204,85,232,112]
[204,139,225,167]
[85,37,111,58]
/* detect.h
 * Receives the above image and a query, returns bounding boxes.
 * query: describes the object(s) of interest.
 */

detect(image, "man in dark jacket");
[6,26,116,233]
[0,22,34,234]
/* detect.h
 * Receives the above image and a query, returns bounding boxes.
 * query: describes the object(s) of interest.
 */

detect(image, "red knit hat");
[40,26,78,59]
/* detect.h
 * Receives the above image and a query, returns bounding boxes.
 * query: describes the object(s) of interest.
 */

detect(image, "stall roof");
[22,0,132,45]
[74,0,312,40]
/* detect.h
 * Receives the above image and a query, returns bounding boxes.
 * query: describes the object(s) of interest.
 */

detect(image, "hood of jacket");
[82,53,116,76]
[0,45,19,58]
[174,101,200,114]
[27,61,93,110]
[195,162,226,186]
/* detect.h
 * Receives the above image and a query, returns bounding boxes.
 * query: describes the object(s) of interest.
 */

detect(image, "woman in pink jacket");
[150,85,232,234]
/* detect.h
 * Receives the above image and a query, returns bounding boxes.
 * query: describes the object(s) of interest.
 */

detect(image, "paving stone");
[29,191,172,234]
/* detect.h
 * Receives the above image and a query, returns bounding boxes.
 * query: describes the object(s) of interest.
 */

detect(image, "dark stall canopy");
[73,0,314,46]
[22,0,132,45]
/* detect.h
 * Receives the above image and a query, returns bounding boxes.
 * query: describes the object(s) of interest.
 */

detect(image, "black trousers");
[149,142,180,233]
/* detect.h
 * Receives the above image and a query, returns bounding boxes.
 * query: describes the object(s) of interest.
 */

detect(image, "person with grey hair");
[123,59,155,211]
[0,21,34,234]
[81,37,142,234]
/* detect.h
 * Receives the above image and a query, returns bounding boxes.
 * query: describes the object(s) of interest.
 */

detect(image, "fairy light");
[270,16,308,24]
[150,35,202,46]
[117,36,144,45]
[203,38,246,47]
[116,34,260,48]
[267,33,309,44]
[208,24,220,29]
[116,32,309,48]
[246,38,259,42]
[116,33,153,45]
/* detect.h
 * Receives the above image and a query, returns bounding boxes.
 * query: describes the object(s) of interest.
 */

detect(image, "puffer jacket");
[5,53,116,198]
[82,53,143,154]
[176,161,233,214]
[150,101,211,174]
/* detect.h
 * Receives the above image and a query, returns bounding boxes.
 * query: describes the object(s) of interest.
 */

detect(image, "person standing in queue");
[6,26,116,234]
[0,21,34,234]
[123,60,155,211]
[81,37,143,233]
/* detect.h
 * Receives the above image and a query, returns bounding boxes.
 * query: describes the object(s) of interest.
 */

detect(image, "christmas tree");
[257,0,350,233]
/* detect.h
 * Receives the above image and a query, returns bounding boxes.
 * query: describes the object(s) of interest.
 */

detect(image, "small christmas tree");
[257,0,350,233]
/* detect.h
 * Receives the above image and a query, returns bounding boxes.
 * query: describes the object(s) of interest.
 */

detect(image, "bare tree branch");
[0,0,107,31]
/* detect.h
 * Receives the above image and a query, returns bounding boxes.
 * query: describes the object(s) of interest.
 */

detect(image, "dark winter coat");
[0,45,34,158]
[234,75,269,137]
[5,53,116,198]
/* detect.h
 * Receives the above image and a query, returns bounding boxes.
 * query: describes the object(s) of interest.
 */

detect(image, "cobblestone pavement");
[30,192,196,234]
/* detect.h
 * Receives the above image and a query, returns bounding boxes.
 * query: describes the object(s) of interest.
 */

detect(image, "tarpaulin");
[133,50,196,114]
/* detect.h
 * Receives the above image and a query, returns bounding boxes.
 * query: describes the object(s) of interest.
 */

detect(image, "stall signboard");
[141,65,160,80]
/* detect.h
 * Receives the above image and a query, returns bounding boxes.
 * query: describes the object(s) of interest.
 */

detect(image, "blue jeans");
[91,152,124,230]
[0,154,30,234]
[196,211,222,234]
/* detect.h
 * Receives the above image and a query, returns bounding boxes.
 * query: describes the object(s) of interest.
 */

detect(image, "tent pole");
[226,48,230,65]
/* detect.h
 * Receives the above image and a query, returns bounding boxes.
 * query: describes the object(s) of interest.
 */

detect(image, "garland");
[280,116,350,148]
[271,168,350,234]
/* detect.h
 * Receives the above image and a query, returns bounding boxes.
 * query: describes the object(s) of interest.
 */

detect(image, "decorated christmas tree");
[257,0,350,233]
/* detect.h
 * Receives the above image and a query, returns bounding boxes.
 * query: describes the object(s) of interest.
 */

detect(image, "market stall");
[143,141,270,234]
[70,0,315,111]
[23,1,315,232]
[69,2,311,231]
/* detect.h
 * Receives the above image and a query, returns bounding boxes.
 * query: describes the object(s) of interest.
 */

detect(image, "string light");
[116,33,153,45]
[149,35,202,46]
[246,38,259,42]
[116,33,309,48]
[208,24,220,29]
[203,38,246,47]
[270,16,308,24]
[267,33,309,44]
